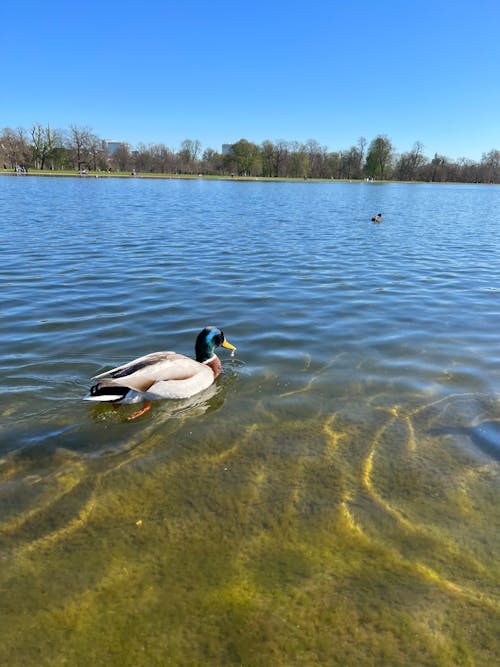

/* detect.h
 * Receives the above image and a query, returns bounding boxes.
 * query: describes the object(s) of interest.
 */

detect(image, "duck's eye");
[214,331,224,346]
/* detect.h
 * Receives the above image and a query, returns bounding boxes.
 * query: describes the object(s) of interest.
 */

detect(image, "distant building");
[222,144,234,155]
[102,140,125,156]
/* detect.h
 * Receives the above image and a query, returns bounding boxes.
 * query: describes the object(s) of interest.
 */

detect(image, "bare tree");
[481,149,500,183]
[200,148,223,174]
[30,124,64,169]
[325,151,341,178]
[0,127,30,168]
[30,124,48,169]
[357,136,367,173]
[305,139,328,178]
[68,125,94,170]
[110,144,132,171]
[177,139,202,172]
[395,141,427,180]
[261,140,277,177]
[87,132,106,171]
[288,142,309,178]
[135,143,173,173]
[274,140,291,177]
[180,139,201,162]
[341,145,364,179]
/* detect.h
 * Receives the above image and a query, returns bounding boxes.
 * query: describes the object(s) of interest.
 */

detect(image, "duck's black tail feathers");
[85,382,131,402]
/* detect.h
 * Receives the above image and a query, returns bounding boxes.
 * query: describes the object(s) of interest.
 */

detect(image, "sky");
[1,0,499,161]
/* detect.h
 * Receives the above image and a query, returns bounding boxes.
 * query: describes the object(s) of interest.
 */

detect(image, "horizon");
[2,1,499,162]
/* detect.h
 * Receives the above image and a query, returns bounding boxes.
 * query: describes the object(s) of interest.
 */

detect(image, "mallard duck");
[84,327,236,416]
[371,212,383,223]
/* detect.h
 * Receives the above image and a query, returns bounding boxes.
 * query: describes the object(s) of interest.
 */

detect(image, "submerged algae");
[0,388,498,666]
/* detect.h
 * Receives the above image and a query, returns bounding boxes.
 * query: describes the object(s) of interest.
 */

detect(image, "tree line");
[2,123,500,183]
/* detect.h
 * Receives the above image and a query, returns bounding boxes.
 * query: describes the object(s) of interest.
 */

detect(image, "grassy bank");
[0,168,363,183]
[2,169,496,186]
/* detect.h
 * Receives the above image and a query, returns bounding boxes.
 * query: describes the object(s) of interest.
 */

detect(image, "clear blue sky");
[2,0,499,161]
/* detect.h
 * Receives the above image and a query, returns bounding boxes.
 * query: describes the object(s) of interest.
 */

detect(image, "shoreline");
[0,169,370,183]
[0,169,496,186]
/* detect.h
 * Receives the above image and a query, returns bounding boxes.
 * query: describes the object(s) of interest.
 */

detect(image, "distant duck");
[84,327,236,418]
[371,213,383,223]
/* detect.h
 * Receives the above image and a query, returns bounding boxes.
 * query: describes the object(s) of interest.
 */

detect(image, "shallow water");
[0,176,499,665]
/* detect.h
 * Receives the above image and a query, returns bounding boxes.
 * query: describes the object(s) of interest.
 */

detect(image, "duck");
[371,213,383,223]
[84,327,236,417]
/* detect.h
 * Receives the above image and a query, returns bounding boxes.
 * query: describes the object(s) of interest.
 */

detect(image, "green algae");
[0,389,499,666]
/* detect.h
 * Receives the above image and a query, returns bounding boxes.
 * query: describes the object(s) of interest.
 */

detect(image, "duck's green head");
[195,327,236,363]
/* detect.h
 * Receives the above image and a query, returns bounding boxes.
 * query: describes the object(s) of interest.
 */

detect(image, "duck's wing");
[93,351,206,393]
[93,351,177,380]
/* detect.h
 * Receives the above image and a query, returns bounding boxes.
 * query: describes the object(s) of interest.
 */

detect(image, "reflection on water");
[0,177,499,665]
[430,420,500,462]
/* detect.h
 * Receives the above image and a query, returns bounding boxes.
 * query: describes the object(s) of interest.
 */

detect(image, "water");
[0,176,499,665]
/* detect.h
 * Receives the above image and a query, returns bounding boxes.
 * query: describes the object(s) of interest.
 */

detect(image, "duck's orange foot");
[127,401,152,421]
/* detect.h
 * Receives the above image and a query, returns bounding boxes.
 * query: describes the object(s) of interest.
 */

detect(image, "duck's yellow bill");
[222,338,236,351]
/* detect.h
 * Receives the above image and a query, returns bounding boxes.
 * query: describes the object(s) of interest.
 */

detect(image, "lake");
[0,175,499,665]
